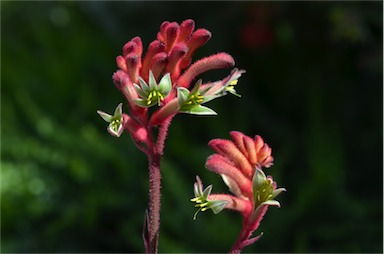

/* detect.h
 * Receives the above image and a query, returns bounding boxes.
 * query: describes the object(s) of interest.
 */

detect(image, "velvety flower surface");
[98,19,245,139]
[192,131,285,253]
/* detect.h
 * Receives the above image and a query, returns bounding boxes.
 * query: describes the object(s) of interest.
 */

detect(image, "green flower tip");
[97,103,124,137]
[191,176,228,220]
[252,168,286,209]
[177,69,245,116]
[134,71,172,107]
[177,81,217,116]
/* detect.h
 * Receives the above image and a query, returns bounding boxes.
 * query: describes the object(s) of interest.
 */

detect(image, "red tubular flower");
[192,131,285,253]
[110,19,243,127]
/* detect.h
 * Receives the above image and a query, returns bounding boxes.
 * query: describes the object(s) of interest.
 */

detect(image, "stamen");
[229,80,238,86]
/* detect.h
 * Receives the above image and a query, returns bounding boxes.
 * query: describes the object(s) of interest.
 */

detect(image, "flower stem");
[144,118,173,253]
[229,205,268,253]
[147,151,161,253]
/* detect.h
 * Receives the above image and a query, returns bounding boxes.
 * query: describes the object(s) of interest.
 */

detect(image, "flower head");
[110,19,245,126]
[205,131,284,209]
[192,131,285,251]
[134,71,172,107]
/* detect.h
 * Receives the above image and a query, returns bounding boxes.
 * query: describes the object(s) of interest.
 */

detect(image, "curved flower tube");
[192,131,285,253]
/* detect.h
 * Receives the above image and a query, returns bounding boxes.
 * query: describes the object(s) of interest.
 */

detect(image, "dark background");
[1,1,382,253]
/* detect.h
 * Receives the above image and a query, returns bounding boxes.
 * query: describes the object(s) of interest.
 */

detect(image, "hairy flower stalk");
[98,19,245,253]
[192,131,285,253]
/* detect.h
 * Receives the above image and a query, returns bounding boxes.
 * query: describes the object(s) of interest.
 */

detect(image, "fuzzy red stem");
[155,116,173,155]
[147,151,161,254]
[229,205,268,253]
[144,116,174,254]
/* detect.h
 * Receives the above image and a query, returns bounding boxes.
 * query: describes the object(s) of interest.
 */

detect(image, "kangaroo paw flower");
[97,103,124,137]
[193,132,286,253]
[134,71,172,108]
[191,176,228,220]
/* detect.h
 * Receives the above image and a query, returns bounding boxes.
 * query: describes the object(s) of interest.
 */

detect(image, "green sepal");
[179,104,217,115]
[97,110,113,122]
[138,77,150,92]
[134,98,157,108]
[210,200,228,214]
[202,185,213,199]
[271,188,286,200]
[201,95,219,104]
[190,79,203,94]
[158,73,172,95]
[134,83,148,99]
[114,103,123,116]
[252,168,267,193]
[148,71,157,90]
[261,199,281,207]
[177,87,191,105]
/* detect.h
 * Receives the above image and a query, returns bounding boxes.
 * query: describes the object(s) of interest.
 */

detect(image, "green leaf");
[179,104,217,115]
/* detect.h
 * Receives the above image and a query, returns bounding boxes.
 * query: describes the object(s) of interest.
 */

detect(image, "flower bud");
[177,53,235,89]
[116,55,128,72]
[180,28,212,69]
[149,98,179,126]
[123,114,147,142]
[178,19,195,42]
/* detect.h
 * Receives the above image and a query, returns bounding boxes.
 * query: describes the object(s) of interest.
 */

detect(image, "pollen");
[229,80,238,86]
[187,92,204,105]
[147,91,165,106]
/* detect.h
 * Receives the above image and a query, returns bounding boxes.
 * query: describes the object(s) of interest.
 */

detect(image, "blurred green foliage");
[1,1,382,253]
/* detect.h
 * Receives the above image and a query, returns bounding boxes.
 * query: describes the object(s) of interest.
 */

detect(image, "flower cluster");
[192,131,285,252]
[98,19,245,143]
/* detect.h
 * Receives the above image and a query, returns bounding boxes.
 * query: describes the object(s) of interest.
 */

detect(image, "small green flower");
[191,176,228,220]
[200,68,245,99]
[97,103,124,137]
[252,168,286,209]
[177,80,218,115]
[177,69,245,115]
[134,71,172,107]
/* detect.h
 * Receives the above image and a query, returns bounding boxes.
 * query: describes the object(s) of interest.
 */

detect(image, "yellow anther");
[112,119,121,125]
[229,80,238,86]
